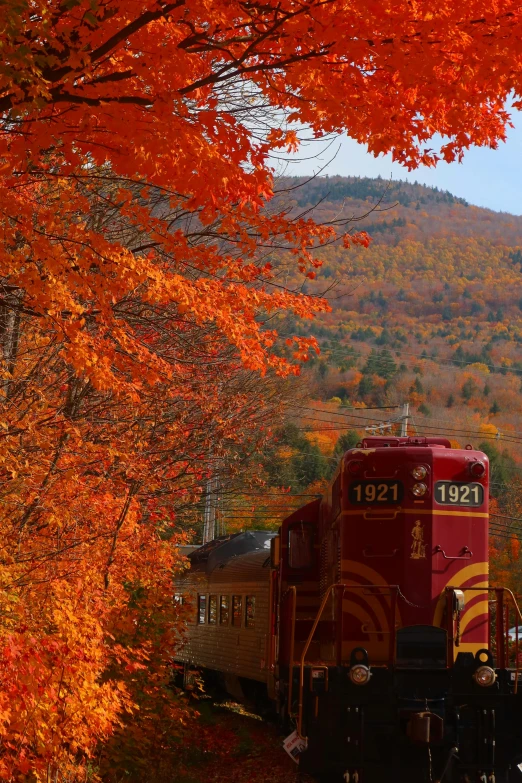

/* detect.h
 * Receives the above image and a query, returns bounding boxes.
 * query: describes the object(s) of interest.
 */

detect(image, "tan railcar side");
[175,550,271,683]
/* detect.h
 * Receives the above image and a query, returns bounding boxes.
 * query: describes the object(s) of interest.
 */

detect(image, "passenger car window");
[208,594,217,624]
[245,596,256,628]
[220,595,229,625]
[232,595,242,627]
[197,594,207,624]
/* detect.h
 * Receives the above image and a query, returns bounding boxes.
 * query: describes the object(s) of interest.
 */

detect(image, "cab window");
[288,523,315,569]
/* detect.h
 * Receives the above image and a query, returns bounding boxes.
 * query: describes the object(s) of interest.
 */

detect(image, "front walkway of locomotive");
[298,644,522,782]
[275,436,522,783]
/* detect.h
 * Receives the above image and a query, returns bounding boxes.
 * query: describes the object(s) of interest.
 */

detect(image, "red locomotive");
[175,436,522,782]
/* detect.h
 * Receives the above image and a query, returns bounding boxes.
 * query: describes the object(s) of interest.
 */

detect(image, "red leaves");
[2,0,522,778]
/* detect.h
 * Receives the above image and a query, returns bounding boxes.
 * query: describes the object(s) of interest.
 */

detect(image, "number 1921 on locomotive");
[349,481,404,504]
[434,481,484,506]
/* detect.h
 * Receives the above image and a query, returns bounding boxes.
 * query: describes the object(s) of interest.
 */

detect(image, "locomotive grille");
[396,626,447,668]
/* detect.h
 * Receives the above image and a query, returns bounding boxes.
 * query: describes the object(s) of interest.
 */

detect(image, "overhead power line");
[288,406,518,442]
[388,348,522,377]
[288,417,522,446]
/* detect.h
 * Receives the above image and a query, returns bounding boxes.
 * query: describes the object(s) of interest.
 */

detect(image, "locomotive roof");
[360,436,452,448]
[186,530,275,574]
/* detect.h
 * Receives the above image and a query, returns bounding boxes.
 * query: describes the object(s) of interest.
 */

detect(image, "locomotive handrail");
[496,587,522,689]
[297,583,400,739]
[445,585,522,691]
[363,547,399,558]
[434,545,472,560]
[363,509,401,521]
[279,586,297,717]
[297,582,345,739]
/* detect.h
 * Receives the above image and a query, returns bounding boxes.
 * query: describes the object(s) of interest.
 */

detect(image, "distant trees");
[362,349,397,379]
[263,424,330,491]
[289,176,468,209]
[479,442,517,495]
[334,431,360,457]
[461,378,478,401]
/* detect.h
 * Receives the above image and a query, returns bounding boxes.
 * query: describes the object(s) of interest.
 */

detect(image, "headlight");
[474,666,496,687]
[470,461,486,478]
[412,465,427,480]
[349,664,371,685]
[412,482,427,497]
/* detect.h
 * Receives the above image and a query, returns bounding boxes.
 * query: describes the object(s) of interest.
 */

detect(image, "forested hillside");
[235,177,522,547]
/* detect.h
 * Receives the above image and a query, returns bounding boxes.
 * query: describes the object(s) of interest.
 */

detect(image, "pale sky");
[284,109,522,215]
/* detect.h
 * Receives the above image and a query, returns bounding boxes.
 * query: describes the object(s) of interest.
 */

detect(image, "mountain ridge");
[280,175,522,245]
[275,175,522,473]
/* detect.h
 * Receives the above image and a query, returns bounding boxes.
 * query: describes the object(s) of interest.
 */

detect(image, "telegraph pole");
[400,402,409,437]
[364,403,410,438]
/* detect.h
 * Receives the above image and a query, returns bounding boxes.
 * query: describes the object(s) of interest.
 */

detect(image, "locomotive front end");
[278,436,522,782]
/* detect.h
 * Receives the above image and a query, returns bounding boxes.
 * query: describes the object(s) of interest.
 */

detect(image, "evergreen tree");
[362,349,380,375]
[334,431,360,458]
[362,348,397,380]
[410,376,424,395]
[461,378,476,401]
[377,348,397,379]
[358,375,374,397]
[317,361,328,379]
[263,424,329,491]
[479,441,516,494]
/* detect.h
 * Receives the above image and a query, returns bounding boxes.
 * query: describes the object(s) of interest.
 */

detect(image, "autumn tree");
[3,0,522,779]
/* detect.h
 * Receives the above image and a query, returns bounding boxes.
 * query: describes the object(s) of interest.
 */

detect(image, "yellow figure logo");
[411,520,426,559]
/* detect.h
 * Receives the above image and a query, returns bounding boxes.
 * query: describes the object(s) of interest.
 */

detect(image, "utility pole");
[202,474,218,544]
[400,402,409,437]
[364,404,410,438]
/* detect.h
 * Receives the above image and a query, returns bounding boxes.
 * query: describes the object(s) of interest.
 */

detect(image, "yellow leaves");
[305,430,337,455]
[479,422,499,438]
[468,362,490,375]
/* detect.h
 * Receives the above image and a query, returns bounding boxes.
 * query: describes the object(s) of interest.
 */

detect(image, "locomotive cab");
[273,436,522,783]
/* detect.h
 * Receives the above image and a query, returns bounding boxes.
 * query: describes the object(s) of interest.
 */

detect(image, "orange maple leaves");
[2,0,522,779]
